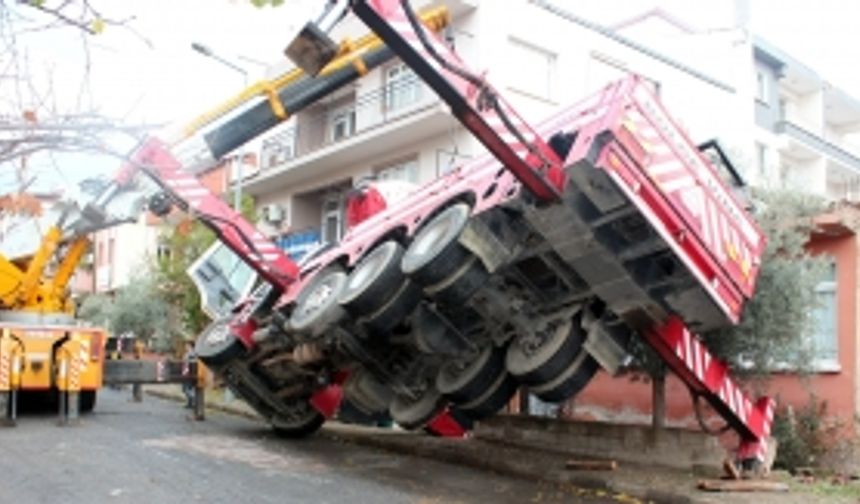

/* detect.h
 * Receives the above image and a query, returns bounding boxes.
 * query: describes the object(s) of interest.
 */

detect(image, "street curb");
[144,387,704,504]
[145,388,263,422]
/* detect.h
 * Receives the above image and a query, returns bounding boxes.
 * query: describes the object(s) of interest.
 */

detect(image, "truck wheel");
[271,400,325,439]
[289,268,348,336]
[458,367,517,421]
[424,254,488,306]
[339,241,407,316]
[360,280,422,334]
[402,203,472,286]
[80,390,97,413]
[436,345,505,404]
[390,387,446,430]
[531,350,599,403]
[196,318,246,367]
[506,316,585,386]
[343,368,392,414]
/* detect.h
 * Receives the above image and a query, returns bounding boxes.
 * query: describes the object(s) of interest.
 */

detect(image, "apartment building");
[750,37,860,198]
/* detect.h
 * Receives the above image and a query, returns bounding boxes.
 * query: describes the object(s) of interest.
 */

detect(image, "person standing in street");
[182,341,197,408]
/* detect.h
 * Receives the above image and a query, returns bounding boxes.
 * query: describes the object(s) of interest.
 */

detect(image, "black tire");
[425,255,489,306]
[532,350,599,403]
[436,345,505,404]
[458,368,517,421]
[289,268,347,335]
[390,387,446,430]
[343,368,392,414]
[360,280,422,334]
[506,315,585,386]
[79,390,97,413]
[340,241,407,316]
[195,318,246,368]
[271,400,326,439]
[402,203,473,286]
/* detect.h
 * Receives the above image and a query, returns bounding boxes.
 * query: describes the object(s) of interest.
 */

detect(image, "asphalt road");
[0,389,623,504]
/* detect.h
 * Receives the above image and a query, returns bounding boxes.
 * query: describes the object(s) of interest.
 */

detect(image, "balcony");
[776,120,860,173]
[244,74,451,195]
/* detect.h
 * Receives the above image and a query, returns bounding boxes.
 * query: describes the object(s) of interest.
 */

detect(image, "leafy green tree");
[78,276,170,346]
[700,189,829,378]
[151,192,256,342]
[626,189,829,428]
[153,217,216,340]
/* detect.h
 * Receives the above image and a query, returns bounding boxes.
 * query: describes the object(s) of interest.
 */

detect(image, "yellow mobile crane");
[0,209,106,423]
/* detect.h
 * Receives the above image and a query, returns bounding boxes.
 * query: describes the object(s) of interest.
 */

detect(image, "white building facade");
[241,1,860,258]
[92,214,161,293]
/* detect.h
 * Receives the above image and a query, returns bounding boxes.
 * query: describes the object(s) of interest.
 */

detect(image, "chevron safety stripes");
[646,316,774,463]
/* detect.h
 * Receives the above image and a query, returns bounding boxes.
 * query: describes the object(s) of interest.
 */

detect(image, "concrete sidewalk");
[144,385,851,504]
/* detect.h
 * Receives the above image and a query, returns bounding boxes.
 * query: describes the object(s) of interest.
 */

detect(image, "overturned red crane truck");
[87,0,774,473]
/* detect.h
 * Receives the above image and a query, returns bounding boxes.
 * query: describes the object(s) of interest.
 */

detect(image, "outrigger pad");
[285,22,339,76]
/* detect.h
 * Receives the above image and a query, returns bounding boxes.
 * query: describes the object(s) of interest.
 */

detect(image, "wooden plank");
[565,459,618,471]
[697,479,789,492]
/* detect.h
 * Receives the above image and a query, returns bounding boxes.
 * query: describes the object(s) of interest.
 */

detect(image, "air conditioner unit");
[260,204,286,224]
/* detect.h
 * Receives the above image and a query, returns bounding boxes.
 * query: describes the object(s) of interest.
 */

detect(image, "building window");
[755,142,767,178]
[508,38,556,100]
[755,69,768,105]
[321,195,343,244]
[108,238,115,265]
[811,263,838,367]
[262,130,296,169]
[385,63,421,111]
[329,107,356,142]
[377,157,419,183]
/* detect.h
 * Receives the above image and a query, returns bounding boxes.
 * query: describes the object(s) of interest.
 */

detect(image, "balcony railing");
[776,120,860,171]
[258,74,430,172]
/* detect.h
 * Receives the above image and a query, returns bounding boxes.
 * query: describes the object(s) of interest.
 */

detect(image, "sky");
[3,0,859,195]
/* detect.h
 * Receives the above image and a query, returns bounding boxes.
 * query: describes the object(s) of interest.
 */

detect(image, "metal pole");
[235,70,249,213]
[234,160,243,212]
[191,42,250,213]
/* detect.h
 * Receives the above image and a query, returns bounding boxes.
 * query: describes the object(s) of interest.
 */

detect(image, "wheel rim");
[437,346,491,395]
[506,320,573,377]
[301,278,335,316]
[290,270,346,332]
[411,219,449,258]
[204,322,230,346]
[390,387,445,429]
[403,203,469,274]
[345,242,395,297]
